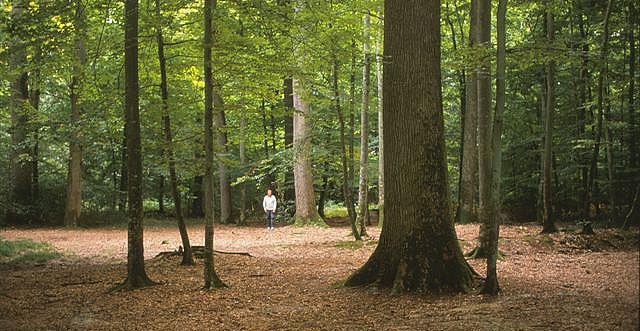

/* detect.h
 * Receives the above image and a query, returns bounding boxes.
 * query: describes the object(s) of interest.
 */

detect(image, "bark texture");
[345,0,473,294]
[203,0,225,289]
[64,0,86,228]
[376,16,384,228]
[542,7,557,233]
[154,0,194,265]
[118,0,155,290]
[292,79,325,226]
[357,12,371,236]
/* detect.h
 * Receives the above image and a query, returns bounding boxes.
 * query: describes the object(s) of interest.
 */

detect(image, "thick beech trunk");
[345,0,474,293]
[203,0,225,289]
[154,0,194,265]
[292,78,325,226]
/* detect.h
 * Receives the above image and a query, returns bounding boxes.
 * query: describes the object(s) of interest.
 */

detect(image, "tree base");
[110,274,158,293]
[293,215,327,227]
[204,273,227,290]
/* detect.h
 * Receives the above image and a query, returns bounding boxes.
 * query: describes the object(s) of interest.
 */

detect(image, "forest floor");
[0,218,638,331]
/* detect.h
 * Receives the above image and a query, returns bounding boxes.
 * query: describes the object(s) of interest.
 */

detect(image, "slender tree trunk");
[239,99,247,226]
[542,6,557,233]
[64,0,86,228]
[604,99,616,222]
[283,78,295,205]
[475,0,493,258]
[117,0,155,290]
[8,0,33,224]
[349,39,357,196]
[292,78,325,226]
[333,54,359,240]
[357,13,371,236]
[214,88,232,224]
[578,13,590,221]
[203,0,225,289]
[585,0,613,232]
[29,48,41,219]
[629,2,637,169]
[376,16,384,229]
[445,0,467,224]
[482,0,507,295]
[119,133,128,212]
[154,0,194,265]
[345,0,474,293]
[158,176,165,215]
[458,0,478,225]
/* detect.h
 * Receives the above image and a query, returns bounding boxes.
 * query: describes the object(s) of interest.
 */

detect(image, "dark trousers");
[265,210,274,228]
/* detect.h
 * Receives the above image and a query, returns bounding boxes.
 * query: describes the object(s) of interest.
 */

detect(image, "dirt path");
[1,222,638,330]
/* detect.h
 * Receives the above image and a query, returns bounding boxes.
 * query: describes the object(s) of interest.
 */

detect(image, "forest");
[1,0,638,330]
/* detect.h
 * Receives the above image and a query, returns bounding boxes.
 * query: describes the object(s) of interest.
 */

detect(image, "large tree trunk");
[213,89,232,224]
[203,0,225,289]
[345,0,474,294]
[117,0,155,290]
[357,13,371,236]
[375,14,384,229]
[292,78,325,226]
[8,0,33,224]
[541,7,557,233]
[458,0,478,225]
[283,78,295,206]
[154,0,194,265]
[482,0,507,296]
[333,54,359,240]
[64,0,87,228]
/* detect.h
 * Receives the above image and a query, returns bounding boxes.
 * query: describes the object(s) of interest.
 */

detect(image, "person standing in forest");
[263,189,277,230]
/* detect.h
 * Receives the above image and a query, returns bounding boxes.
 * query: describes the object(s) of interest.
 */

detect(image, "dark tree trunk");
[349,38,357,197]
[629,2,638,169]
[333,54,359,240]
[458,0,478,225]
[357,13,371,236]
[8,0,33,224]
[542,6,557,234]
[154,0,194,265]
[283,78,295,205]
[482,0,507,295]
[190,176,204,217]
[203,0,225,289]
[119,133,128,213]
[117,0,155,290]
[345,0,474,294]
[65,0,86,228]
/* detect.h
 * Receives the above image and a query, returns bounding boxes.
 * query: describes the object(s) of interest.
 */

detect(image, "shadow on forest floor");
[0,221,638,330]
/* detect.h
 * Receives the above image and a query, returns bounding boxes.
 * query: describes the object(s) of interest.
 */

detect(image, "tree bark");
[333,54,359,240]
[154,0,194,265]
[349,39,357,197]
[475,0,493,258]
[345,0,474,294]
[239,99,247,226]
[458,0,478,225]
[8,0,33,224]
[542,6,557,233]
[64,0,87,228]
[375,14,384,229]
[357,12,371,236]
[482,0,507,295]
[203,0,226,289]
[292,78,325,226]
[117,0,155,290]
[629,2,638,169]
[283,78,295,205]
[214,88,232,224]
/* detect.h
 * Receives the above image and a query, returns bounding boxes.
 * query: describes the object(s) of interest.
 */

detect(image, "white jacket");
[263,195,277,211]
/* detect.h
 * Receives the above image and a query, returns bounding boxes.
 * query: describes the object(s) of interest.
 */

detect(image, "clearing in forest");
[0,221,638,330]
